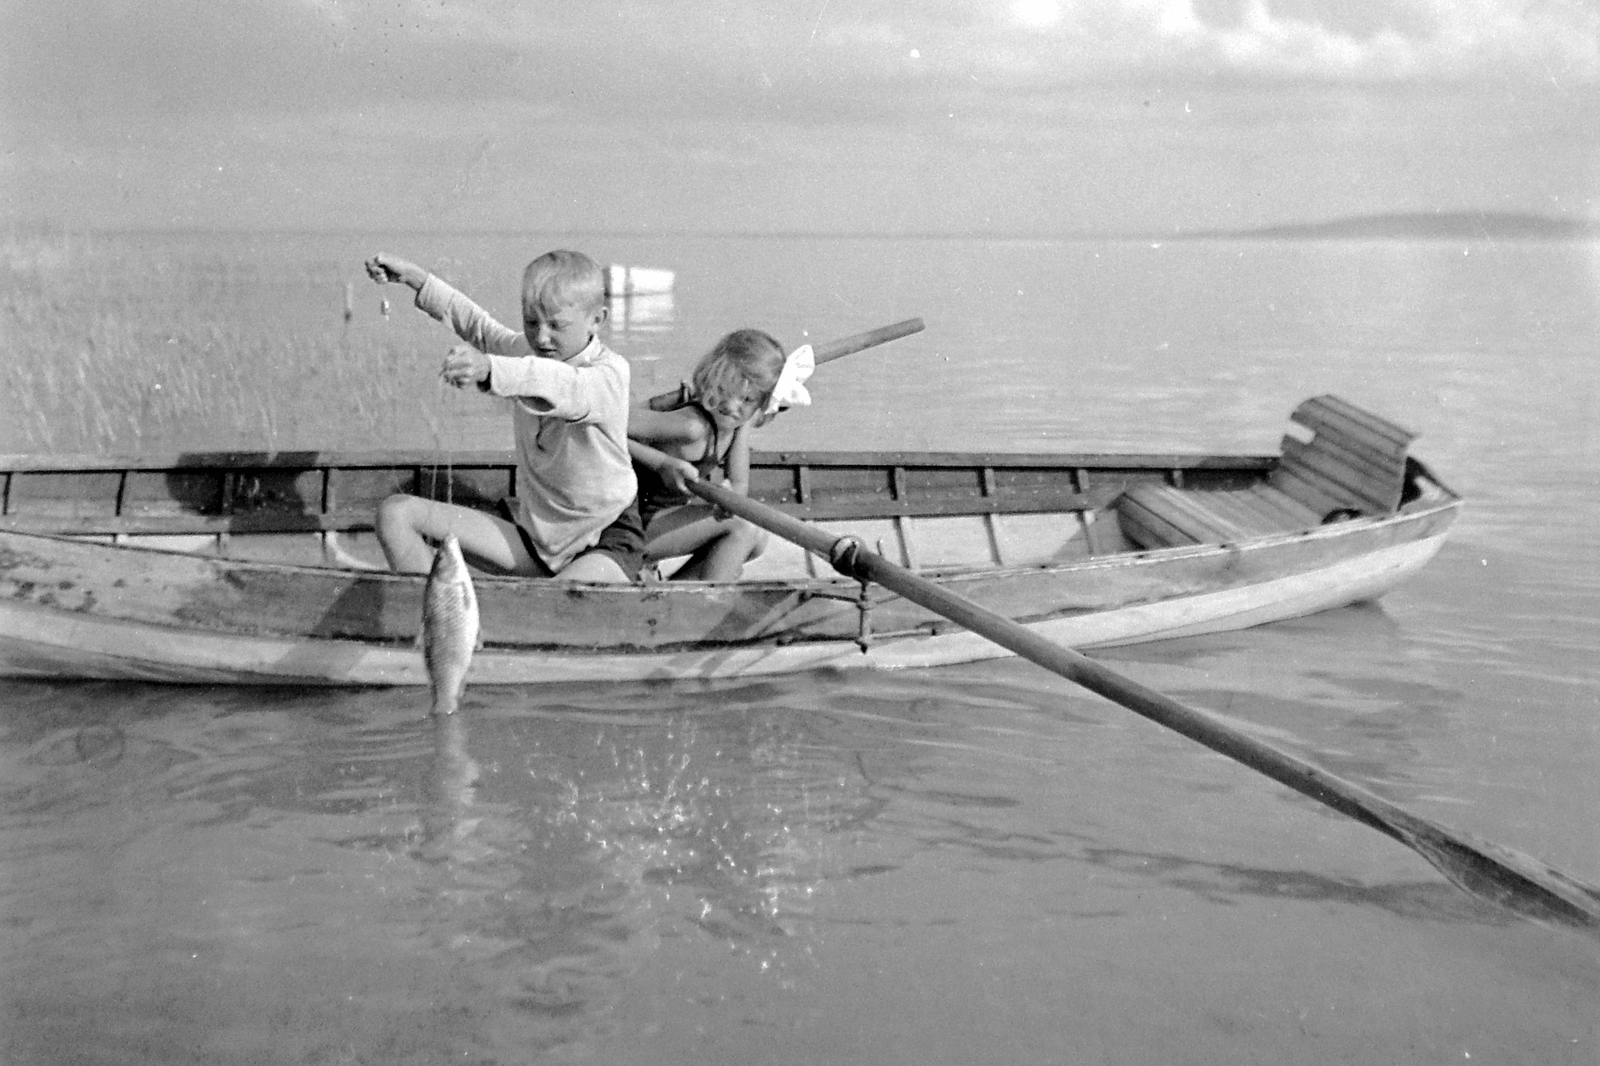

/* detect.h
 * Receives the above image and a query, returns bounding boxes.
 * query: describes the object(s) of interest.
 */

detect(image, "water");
[2,232,1597,1063]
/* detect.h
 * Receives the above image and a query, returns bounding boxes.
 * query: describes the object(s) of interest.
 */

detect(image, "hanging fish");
[421,534,480,715]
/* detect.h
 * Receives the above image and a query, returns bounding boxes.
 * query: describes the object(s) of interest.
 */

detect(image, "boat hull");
[0,505,1455,685]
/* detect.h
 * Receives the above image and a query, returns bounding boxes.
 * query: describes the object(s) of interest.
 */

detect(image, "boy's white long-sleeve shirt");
[414,274,637,572]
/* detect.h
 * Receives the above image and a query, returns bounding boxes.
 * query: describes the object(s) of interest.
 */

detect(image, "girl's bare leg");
[642,505,724,562]
[667,519,767,582]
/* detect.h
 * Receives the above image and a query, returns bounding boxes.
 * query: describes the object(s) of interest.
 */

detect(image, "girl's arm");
[725,425,751,496]
[628,405,711,452]
[629,440,699,494]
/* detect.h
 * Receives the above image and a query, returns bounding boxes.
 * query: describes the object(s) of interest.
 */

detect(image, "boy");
[365,250,642,582]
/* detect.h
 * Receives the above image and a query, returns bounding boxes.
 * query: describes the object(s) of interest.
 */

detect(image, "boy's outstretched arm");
[368,256,528,358]
[365,253,429,292]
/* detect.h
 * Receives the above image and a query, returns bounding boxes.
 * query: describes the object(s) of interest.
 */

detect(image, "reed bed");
[2,228,509,457]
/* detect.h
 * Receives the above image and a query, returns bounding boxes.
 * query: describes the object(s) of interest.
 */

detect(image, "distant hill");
[1205,211,1600,241]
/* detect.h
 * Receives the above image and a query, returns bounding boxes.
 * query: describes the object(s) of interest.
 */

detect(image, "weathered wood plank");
[1,448,1282,477]
[1189,490,1282,533]
[1278,437,1399,513]
[1243,485,1321,527]
[1268,465,1355,518]
[1281,429,1403,489]
[6,472,125,517]
[1129,485,1263,543]
[0,513,373,536]
[1290,396,1416,457]
[1117,493,1201,548]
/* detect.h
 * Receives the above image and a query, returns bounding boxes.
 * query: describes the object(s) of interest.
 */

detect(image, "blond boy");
[366,250,642,582]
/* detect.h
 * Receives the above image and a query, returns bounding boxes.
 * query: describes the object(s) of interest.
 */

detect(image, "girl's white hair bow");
[765,344,815,415]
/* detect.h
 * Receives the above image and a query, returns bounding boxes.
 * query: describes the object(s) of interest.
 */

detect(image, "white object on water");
[605,264,675,297]
[421,534,480,715]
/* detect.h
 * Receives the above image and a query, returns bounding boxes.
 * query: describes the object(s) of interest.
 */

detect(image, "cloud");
[4,0,1593,232]
[5,0,1595,136]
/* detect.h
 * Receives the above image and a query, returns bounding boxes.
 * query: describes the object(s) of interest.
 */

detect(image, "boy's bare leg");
[557,552,630,583]
[375,494,529,574]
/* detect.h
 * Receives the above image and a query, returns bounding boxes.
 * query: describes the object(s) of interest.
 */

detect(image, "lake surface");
[2,231,1597,1063]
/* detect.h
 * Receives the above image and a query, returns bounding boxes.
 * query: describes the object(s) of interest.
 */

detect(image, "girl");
[629,328,810,581]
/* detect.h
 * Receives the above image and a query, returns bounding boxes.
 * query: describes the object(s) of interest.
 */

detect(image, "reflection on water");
[608,291,675,337]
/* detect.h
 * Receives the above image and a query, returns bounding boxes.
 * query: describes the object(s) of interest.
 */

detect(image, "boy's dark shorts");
[497,498,646,582]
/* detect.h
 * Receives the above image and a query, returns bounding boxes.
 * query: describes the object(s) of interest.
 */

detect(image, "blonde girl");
[629,328,809,581]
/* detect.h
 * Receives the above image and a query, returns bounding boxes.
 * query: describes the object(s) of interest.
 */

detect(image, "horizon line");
[5,209,1598,243]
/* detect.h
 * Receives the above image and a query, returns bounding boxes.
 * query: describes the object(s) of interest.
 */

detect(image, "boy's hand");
[440,345,490,389]
[365,253,428,291]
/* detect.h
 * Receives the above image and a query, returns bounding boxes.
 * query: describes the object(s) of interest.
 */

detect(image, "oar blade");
[1397,820,1600,930]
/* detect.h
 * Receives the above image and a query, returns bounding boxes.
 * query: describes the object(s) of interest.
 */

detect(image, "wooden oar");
[646,317,925,410]
[686,479,1600,933]
[810,317,925,366]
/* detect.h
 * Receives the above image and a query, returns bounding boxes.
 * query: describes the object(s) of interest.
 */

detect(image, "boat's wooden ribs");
[0,451,1277,549]
[0,462,515,539]
[747,461,1120,520]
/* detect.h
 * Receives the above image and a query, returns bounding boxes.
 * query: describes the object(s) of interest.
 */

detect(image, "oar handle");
[641,317,924,411]
[811,317,924,365]
[685,478,1600,932]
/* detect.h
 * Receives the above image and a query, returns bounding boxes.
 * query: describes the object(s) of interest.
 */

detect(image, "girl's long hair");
[690,329,785,423]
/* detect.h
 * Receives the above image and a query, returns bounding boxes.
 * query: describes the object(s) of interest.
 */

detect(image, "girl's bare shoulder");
[630,403,712,446]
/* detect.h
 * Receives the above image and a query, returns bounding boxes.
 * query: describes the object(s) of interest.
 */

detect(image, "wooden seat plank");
[1276,437,1398,513]
[1116,492,1201,548]
[1282,429,1404,489]
[1268,466,1353,518]
[1290,396,1415,457]
[1118,483,1260,547]
[1219,488,1307,530]
[1189,490,1275,531]
[1244,485,1321,526]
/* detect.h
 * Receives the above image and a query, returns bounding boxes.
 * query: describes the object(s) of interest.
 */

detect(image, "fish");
[421,533,480,715]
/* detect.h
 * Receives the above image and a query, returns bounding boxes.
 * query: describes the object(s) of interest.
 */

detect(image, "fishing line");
[432,371,457,530]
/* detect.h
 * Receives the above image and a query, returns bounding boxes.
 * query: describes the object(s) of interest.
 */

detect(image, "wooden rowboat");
[0,395,1459,686]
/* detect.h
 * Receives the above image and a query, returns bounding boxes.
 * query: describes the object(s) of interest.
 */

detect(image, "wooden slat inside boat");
[0,396,1461,685]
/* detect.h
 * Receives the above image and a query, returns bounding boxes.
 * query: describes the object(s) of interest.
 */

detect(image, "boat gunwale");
[0,448,1282,474]
[0,490,1463,592]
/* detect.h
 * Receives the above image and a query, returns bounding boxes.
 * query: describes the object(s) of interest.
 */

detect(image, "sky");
[2,0,1597,235]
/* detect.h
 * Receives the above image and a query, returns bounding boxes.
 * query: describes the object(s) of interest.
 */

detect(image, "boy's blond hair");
[691,329,786,418]
[522,250,606,317]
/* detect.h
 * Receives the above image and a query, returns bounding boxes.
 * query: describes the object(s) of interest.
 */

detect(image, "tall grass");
[1,228,511,457]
